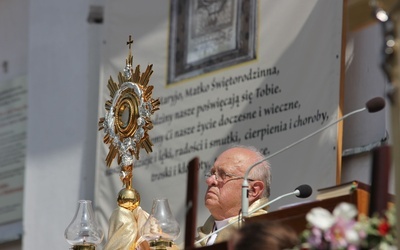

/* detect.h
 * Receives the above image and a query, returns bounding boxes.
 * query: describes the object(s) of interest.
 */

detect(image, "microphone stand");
[242,107,367,217]
[247,191,297,216]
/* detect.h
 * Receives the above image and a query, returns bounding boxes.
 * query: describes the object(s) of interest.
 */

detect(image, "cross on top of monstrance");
[126,35,134,66]
[127,35,134,49]
[98,35,160,211]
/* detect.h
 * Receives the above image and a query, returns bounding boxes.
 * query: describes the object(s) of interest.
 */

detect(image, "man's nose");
[205,175,217,186]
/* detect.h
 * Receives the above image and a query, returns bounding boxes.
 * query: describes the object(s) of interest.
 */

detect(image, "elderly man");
[196,145,271,246]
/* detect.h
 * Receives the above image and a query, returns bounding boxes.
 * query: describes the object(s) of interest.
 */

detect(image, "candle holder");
[140,198,180,249]
[64,200,104,250]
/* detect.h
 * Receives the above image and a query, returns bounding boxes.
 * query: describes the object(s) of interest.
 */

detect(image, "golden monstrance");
[98,35,160,211]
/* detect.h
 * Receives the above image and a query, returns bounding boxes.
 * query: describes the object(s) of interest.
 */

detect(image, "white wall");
[0,1,392,250]
[23,0,103,249]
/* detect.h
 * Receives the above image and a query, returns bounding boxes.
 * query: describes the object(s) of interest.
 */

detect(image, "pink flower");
[305,202,363,249]
[325,217,360,249]
[302,203,397,250]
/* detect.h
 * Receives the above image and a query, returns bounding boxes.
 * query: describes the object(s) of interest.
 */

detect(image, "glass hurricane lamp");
[141,198,180,250]
[64,200,104,250]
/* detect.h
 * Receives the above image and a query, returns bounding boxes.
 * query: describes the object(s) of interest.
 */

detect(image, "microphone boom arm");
[244,107,366,179]
[241,106,366,217]
[248,191,297,216]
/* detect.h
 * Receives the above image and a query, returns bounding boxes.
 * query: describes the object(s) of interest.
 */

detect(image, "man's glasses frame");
[204,170,255,183]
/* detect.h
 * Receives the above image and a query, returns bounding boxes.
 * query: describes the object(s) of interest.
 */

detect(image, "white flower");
[344,226,361,244]
[306,207,335,230]
[332,202,358,221]
[305,202,358,232]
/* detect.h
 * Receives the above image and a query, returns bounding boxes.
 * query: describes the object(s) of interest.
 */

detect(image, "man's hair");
[234,221,299,250]
[228,144,271,198]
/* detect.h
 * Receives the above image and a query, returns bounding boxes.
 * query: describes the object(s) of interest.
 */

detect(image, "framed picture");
[168,0,257,84]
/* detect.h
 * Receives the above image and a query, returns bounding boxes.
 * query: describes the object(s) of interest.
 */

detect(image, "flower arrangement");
[301,202,397,250]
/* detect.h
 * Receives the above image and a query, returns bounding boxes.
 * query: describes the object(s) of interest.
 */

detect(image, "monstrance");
[98,35,160,211]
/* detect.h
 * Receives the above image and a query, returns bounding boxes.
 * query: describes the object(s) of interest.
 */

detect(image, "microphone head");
[366,97,385,113]
[294,184,312,198]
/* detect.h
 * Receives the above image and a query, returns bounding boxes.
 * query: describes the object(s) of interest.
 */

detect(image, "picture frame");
[168,0,257,84]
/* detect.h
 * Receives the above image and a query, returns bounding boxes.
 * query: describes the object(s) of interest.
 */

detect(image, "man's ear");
[248,180,264,201]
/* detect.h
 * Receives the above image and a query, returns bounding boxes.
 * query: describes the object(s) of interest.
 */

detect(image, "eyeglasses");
[204,170,255,183]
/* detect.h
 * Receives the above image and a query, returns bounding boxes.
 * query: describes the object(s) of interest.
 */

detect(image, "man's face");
[204,148,255,220]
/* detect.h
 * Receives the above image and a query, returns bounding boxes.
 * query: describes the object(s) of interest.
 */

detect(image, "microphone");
[241,97,385,217]
[194,184,312,245]
[247,184,312,216]
[366,97,385,112]
[293,184,313,198]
